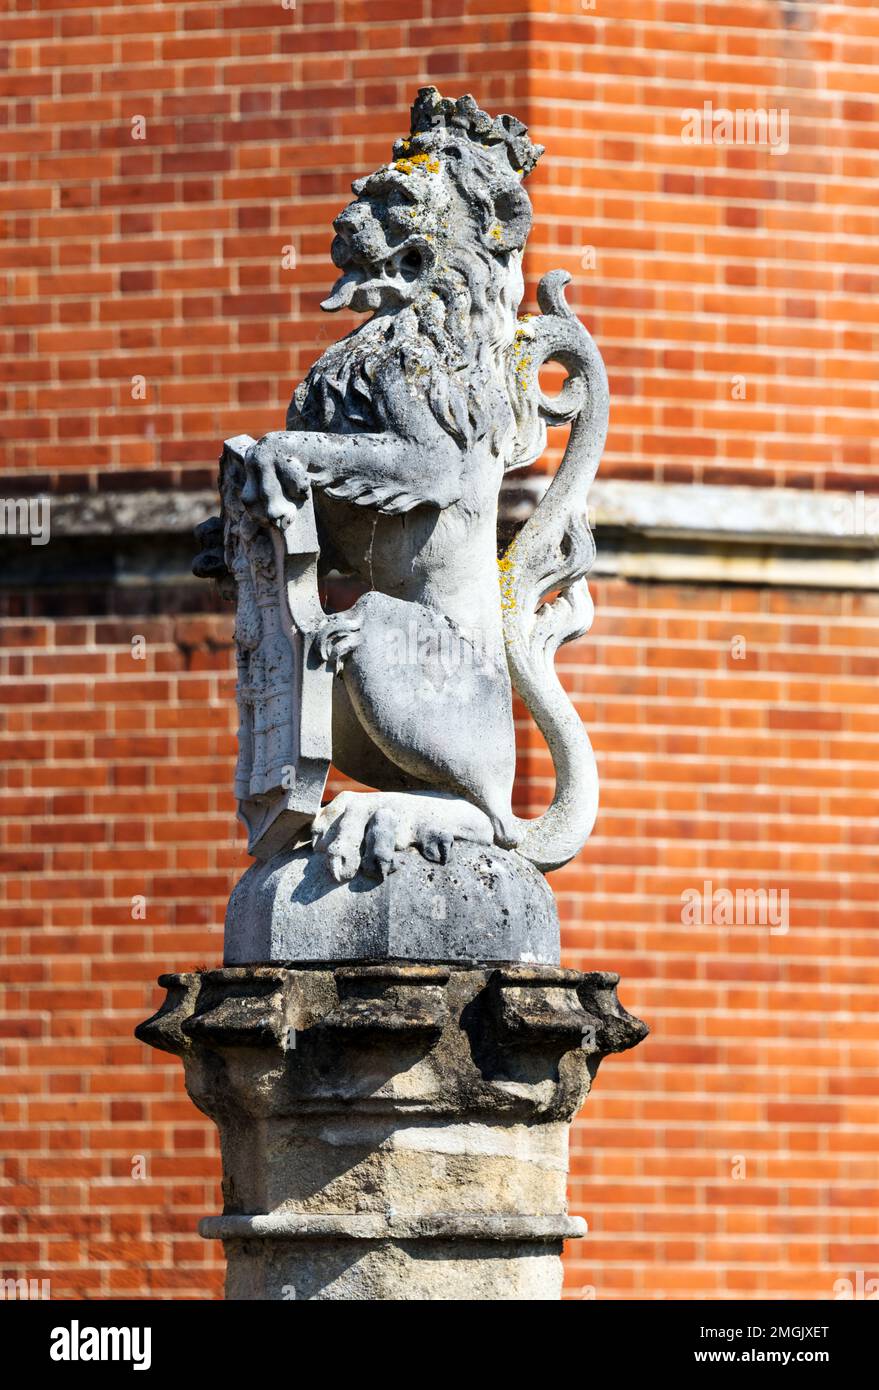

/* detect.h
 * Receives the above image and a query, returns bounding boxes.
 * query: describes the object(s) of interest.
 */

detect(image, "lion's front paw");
[242,433,310,530]
[311,790,493,883]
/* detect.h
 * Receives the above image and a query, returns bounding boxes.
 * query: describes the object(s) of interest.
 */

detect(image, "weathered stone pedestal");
[137,962,646,1300]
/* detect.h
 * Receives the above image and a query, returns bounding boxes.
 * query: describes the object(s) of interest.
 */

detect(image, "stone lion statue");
[196,87,609,923]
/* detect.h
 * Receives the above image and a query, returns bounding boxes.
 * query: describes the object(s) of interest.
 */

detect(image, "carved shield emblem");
[220,435,333,860]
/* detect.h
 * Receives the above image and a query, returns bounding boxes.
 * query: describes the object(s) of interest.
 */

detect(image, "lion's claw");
[362,805,398,881]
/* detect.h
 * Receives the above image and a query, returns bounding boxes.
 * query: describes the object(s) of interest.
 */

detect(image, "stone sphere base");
[224,842,560,966]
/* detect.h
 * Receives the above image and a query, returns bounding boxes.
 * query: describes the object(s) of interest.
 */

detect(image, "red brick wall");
[2,0,532,495]
[2,0,878,1300]
[4,3,877,493]
[0,607,233,1298]
[550,581,879,1299]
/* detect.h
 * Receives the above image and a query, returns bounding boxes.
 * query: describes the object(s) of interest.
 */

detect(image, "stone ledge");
[590,479,879,548]
[39,480,879,549]
[39,489,218,537]
[506,478,879,589]
[15,482,879,593]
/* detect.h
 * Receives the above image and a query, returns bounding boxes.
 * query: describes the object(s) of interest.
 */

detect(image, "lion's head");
[321,87,542,316]
[289,89,546,466]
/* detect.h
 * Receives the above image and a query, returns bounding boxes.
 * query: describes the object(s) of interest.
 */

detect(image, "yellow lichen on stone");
[497,547,517,613]
[511,328,533,392]
[395,152,440,176]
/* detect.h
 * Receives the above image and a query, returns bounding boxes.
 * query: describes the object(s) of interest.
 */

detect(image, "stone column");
[137,961,645,1301]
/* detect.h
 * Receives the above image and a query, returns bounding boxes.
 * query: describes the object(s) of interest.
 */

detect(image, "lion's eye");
[399,249,423,281]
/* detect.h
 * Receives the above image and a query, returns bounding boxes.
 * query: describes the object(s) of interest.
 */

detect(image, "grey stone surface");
[225,841,560,965]
[136,962,647,1301]
[221,1237,568,1302]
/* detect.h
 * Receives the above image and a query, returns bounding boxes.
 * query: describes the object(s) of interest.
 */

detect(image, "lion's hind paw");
[311,790,493,883]
[317,611,364,672]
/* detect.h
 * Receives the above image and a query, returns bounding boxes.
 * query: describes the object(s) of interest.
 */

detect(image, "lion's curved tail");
[501,271,609,873]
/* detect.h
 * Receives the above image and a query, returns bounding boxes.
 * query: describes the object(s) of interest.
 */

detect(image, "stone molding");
[35,480,879,592]
[200,1213,587,1241]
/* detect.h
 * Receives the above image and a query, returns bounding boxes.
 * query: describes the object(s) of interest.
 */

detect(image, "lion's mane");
[288,90,548,471]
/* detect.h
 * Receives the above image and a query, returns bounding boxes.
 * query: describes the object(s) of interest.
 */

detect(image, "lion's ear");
[483,180,532,254]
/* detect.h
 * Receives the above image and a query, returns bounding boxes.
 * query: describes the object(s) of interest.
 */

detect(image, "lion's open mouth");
[321,237,431,313]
